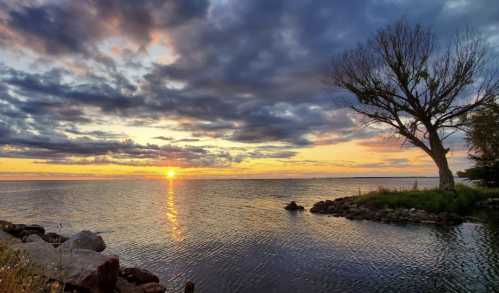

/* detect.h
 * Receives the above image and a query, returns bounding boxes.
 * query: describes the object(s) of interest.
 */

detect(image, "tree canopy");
[458,102,499,187]
[327,20,499,191]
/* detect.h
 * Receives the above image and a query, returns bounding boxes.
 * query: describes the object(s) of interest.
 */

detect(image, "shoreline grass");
[355,184,499,214]
[0,241,51,293]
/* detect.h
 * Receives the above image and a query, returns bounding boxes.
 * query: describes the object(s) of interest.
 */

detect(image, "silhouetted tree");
[327,20,499,191]
[458,102,499,187]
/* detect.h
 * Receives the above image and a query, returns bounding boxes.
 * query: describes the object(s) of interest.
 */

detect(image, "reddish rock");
[63,251,120,293]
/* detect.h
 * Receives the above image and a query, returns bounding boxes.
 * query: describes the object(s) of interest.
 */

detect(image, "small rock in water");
[284,201,305,211]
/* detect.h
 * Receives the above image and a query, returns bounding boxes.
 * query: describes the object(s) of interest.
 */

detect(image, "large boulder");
[62,249,119,293]
[23,233,45,243]
[120,267,160,285]
[13,241,119,293]
[0,230,20,243]
[11,240,61,271]
[60,230,106,252]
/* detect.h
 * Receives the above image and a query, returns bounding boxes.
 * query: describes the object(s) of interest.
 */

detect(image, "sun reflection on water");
[166,178,183,241]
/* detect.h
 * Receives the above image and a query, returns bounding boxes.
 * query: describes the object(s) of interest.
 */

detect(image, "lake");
[0,178,498,292]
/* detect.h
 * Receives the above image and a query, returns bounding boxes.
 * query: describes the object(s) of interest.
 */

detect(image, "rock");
[2,223,45,238]
[23,233,45,243]
[310,196,463,226]
[43,232,68,247]
[0,220,14,231]
[16,224,46,239]
[477,198,499,210]
[284,201,304,211]
[60,230,106,252]
[0,230,20,243]
[23,224,45,236]
[115,277,144,293]
[4,224,26,237]
[11,240,61,272]
[13,241,119,293]
[185,281,195,293]
[140,282,166,293]
[120,267,159,285]
[62,249,119,293]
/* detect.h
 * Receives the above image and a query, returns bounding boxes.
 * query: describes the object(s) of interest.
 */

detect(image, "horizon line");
[0,175,442,182]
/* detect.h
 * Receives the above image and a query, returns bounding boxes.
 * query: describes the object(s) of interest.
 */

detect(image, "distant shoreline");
[0,176,440,182]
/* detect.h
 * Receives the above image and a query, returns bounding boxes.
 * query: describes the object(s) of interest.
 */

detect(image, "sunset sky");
[0,0,497,180]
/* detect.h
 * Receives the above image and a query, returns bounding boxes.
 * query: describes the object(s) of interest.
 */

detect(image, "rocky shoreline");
[0,220,194,293]
[308,197,464,225]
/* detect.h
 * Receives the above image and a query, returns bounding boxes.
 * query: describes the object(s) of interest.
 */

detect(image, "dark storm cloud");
[0,0,498,164]
[1,0,209,56]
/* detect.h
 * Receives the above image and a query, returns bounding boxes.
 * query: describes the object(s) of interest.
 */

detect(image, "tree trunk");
[428,130,455,191]
[433,150,455,191]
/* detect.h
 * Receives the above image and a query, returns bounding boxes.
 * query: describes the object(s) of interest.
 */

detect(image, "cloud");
[0,0,497,168]
[1,0,209,56]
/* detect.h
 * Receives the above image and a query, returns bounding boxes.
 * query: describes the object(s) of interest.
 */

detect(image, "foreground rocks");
[310,197,463,225]
[121,267,160,285]
[60,230,106,252]
[284,201,305,211]
[0,220,195,293]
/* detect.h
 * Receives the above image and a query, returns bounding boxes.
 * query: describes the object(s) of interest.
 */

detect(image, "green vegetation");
[355,184,499,214]
[0,241,52,293]
[459,102,499,187]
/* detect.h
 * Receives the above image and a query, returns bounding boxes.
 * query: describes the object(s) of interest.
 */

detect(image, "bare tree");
[327,20,498,191]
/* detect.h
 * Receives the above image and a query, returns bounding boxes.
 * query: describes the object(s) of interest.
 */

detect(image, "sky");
[0,0,497,180]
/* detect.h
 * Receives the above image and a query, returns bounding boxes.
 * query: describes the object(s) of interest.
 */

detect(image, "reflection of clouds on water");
[166,179,183,241]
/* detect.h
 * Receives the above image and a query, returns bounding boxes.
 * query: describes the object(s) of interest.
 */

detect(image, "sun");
[167,169,175,179]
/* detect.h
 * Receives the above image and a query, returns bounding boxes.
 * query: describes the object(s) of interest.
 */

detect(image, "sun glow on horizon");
[167,168,176,179]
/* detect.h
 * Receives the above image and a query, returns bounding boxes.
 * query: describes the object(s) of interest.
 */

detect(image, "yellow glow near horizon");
[0,138,470,180]
[167,168,176,179]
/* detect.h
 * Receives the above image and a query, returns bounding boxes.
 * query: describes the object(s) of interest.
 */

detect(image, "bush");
[355,184,499,214]
[458,163,499,187]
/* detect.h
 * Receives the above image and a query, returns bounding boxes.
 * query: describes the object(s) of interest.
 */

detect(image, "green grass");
[355,184,499,214]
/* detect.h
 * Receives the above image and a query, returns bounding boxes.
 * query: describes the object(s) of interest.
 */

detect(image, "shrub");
[355,184,499,214]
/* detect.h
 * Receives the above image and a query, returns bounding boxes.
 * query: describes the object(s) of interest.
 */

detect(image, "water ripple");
[0,178,497,292]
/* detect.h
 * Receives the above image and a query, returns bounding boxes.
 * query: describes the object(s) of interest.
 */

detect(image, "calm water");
[0,178,498,292]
